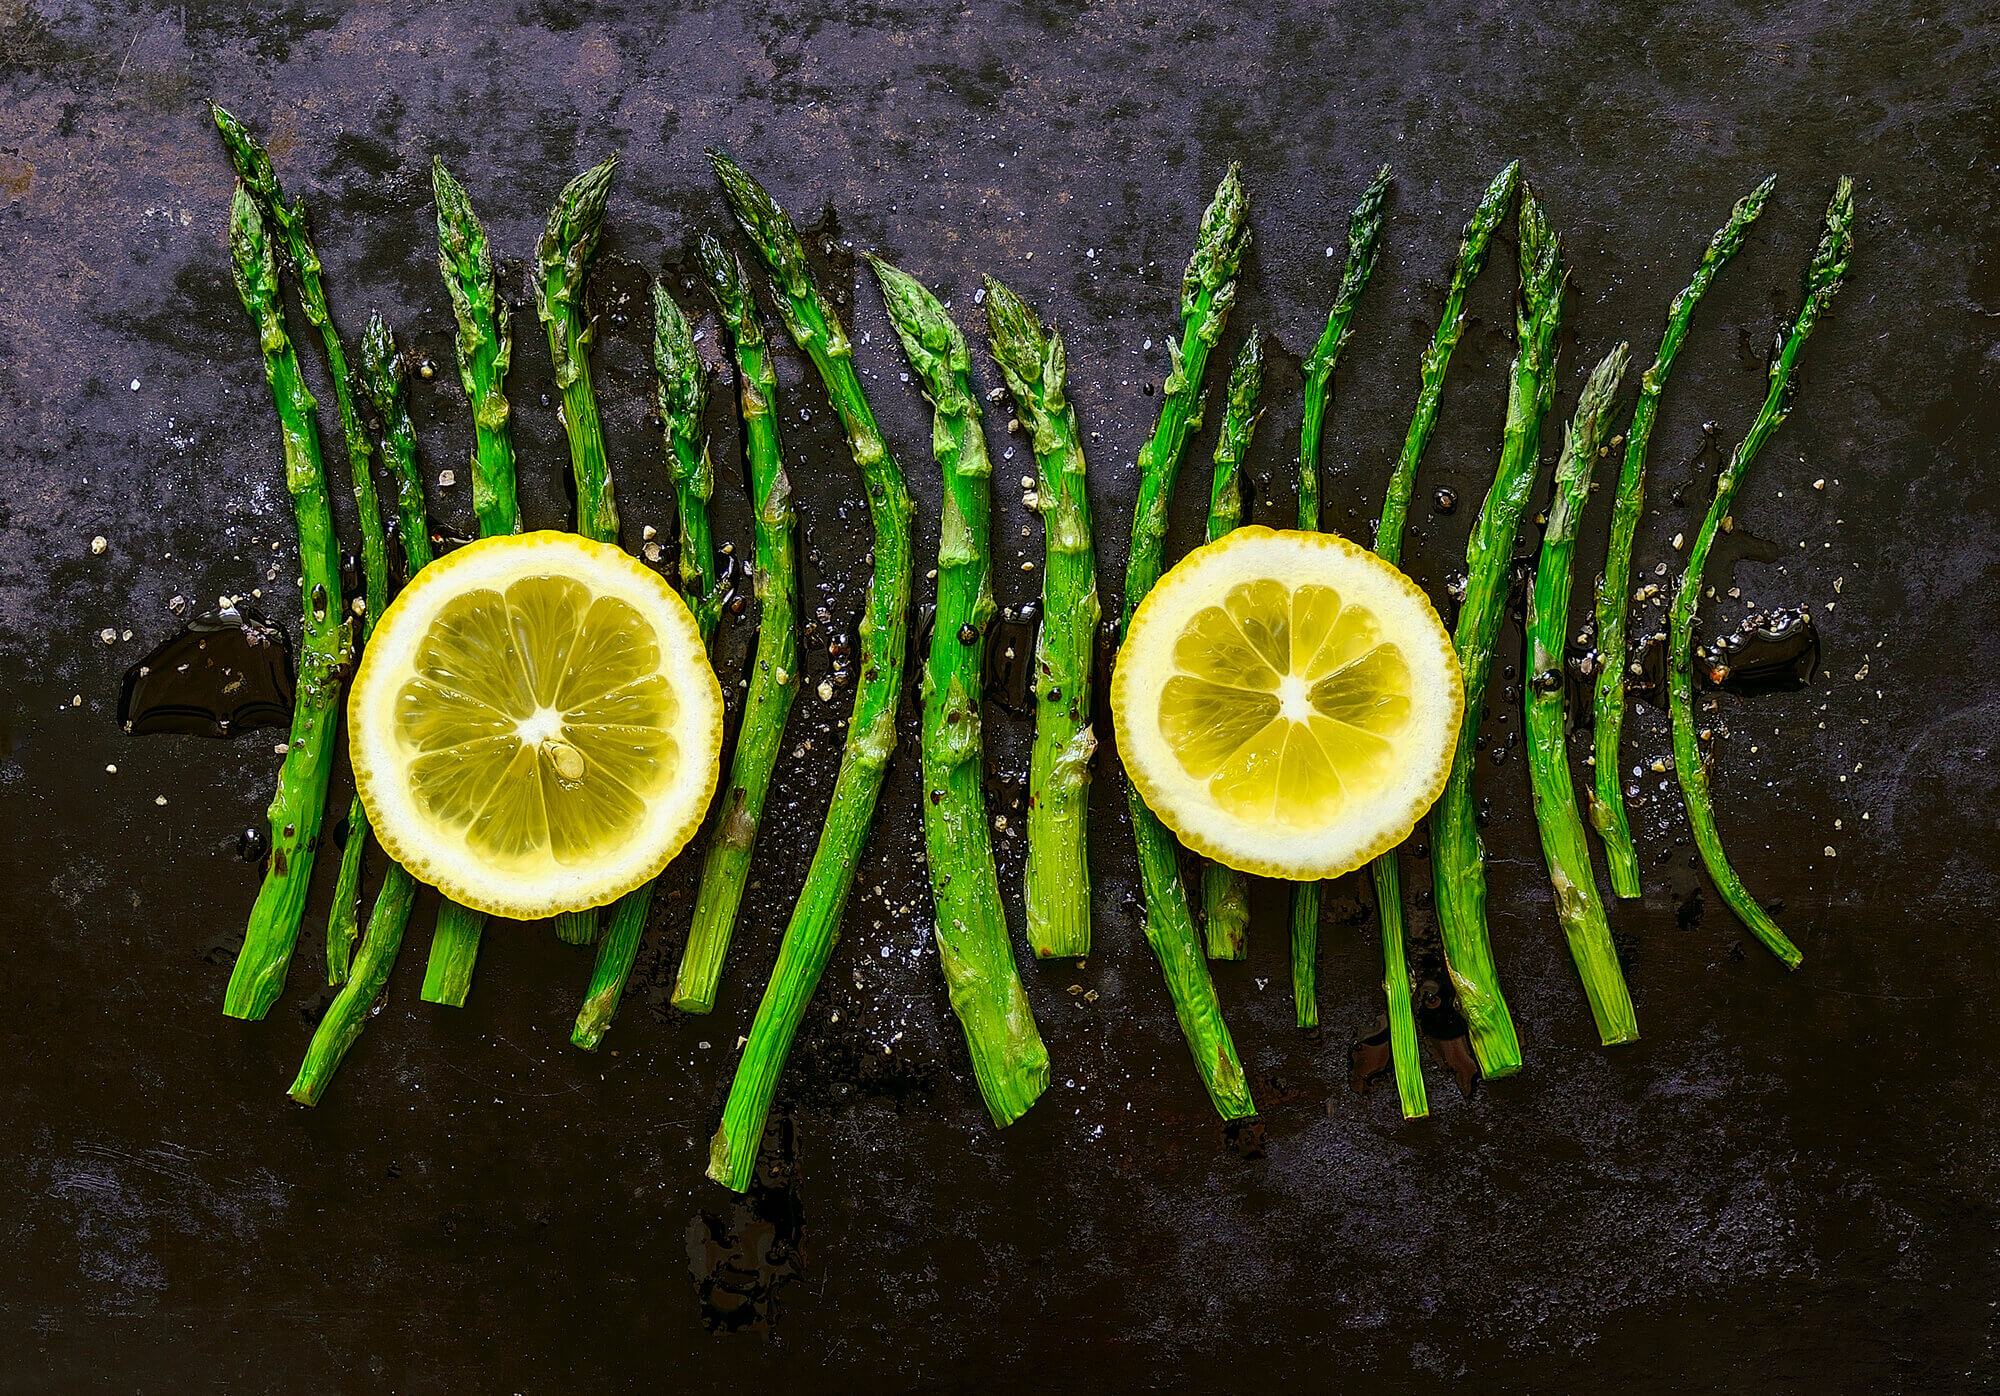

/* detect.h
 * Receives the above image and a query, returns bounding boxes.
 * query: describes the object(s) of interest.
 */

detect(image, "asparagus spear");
[290,316,436,1103]
[1590,177,1775,898]
[1198,334,1266,961]
[1427,178,1566,1081]
[535,158,621,950]
[872,256,1050,1125]
[706,153,915,1191]
[571,277,727,1048]
[432,158,522,539]
[1671,177,1853,967]
[537,156,622,545]
[984,276,1100,961]
[1289,165,1393,1036]
[669,235,801,1018]
[422,158,525,1005]
[220,184,354,1020]
[1295,166,1391,533]
[362,315,439,583]
[1352,163,1515,1115]
[1120,165,1256,1121]
[1525,342,1639,1045]
[655,280,725,640]
[208,105,389,988]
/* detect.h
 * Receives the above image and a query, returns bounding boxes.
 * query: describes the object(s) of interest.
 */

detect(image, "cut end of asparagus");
[706,1122,750,1193]
[866,254,972,408]
[707,150,811,302]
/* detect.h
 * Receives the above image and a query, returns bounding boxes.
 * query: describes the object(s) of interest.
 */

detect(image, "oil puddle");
[686,1114,806,1334]
[1348,1024,1394,1092]
[1346,870,1482,1104]
[1668,421,1728,507]
[1629,606,1819,699]
[984,600,1040,712]
[1701,606,1819,692]
[118,604,293,737]
[1223,1116,1266,1159]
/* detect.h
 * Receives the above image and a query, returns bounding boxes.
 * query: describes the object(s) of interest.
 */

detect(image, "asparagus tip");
[868,254,970,402]
[706,150,810,300]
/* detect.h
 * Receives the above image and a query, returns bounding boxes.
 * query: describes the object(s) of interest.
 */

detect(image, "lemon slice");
[348,531,723,920]
[1111,525,1463,881]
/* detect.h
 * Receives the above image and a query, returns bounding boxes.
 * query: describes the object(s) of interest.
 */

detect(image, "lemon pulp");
[1159,579,1413,827]
[349,531,722,920]
[1111,526,1461,881]
[395,576,682,871]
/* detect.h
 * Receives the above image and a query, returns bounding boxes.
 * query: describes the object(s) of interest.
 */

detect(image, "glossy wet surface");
[2,2,1995,1389]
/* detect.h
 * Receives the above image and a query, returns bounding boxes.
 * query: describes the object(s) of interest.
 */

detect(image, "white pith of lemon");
[348,531,723,920]
[1111,525,1463,881]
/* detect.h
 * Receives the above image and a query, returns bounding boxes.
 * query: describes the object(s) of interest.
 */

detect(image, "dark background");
[3,1,1995,1390]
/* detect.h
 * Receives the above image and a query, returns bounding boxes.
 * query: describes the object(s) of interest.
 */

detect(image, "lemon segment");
[349,531,723,920]
[1112,526,1462,881]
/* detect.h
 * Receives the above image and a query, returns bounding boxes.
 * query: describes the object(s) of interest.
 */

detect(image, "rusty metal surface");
[2,1,1995,1389]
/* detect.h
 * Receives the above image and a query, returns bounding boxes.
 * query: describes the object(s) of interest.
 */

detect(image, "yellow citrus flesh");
[349,531,723,920]
[1111,526,1463,880]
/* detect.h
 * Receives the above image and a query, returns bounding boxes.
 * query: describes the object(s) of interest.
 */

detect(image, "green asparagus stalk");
[669,235,801,1018]
[1670,177,1853,967]
[1379,161,1518,555]
[1121,165,1256,1121]
[220,184,354,1020]
[537,157,621,546]
[422,158,525,1005]
[421,904,485,1007]
[983,276,1100,961]
[536,158,620,951]
[1525,342,1639,1045]
[209,105,389,988]
[1198,334,1265,961]
[655,280,725,640]
[363,315,439,582]
[1295,166,1391,534]
[1590,176,1775,898]
[1289,165,1395,1039]
[570,276,728,1047]
[706,153,915,1191]
[872,256,1050,1125]
[432,158,522,539]
[289,855,414,1105]
[289,316,441,1104]
[1351,163,1514,1115]
[1428,177,1566,1081]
